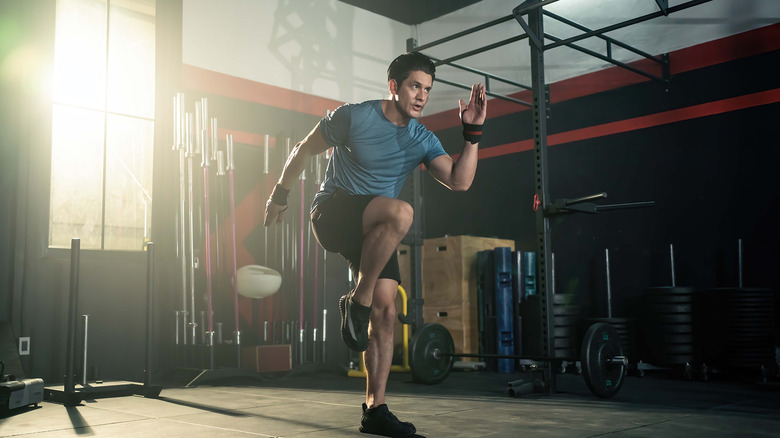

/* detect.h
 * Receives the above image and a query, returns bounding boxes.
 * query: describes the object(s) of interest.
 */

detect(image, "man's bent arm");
[264,122,330,225]
[427,141,479,191]
[427,83,486,191]
[277,122,330,190]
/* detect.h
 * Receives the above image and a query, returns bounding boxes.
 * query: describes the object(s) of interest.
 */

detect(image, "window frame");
[48,0,156,252]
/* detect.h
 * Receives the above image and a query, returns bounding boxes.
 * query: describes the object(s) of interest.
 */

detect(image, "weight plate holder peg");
[581,322,628,399]
[410,322,629,399]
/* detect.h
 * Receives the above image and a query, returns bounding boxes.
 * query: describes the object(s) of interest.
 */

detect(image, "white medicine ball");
[236,265,282,299]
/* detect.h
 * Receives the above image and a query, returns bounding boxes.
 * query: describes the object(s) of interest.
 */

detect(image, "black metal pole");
[518,2,556,394]
[406,38,426,332]
[145,242,154,388]
[65,238,80,393]
[410,168,425,332]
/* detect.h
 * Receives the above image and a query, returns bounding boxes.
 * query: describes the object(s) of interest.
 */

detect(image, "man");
[264,52,486,437]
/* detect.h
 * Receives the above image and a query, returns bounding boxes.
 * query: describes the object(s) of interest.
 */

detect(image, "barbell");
[409,322,628,398]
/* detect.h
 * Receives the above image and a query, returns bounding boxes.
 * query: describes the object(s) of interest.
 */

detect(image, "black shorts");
[310,189,401,284]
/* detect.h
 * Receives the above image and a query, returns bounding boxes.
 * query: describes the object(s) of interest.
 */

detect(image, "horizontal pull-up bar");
[434,34,530,67]
[434,77,532,107]
[544,0,713,51]
[411,15,515,53]
[543,10,663,65]
[428,55,532,91]
[513,0,561,16]
[545,33,666,82]
[411,0,561,53]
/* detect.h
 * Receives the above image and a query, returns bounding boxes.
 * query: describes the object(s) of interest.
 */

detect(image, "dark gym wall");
[423,24,780,322]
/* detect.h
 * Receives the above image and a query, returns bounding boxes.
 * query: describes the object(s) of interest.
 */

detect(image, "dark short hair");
[387,52,436,86]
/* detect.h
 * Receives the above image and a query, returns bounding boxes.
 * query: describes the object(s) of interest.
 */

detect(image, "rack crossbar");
[545,34,665,82]
[544,0,713,51]
[412,15,515,53]
[434,34,529,67]
[430,56,532,91]
[543,10,662,64]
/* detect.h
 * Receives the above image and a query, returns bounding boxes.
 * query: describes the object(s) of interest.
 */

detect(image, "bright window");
[50,0,155,250]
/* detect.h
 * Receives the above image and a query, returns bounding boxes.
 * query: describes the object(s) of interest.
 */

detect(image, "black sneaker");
[360,403,417,437]
[339,291,371,351]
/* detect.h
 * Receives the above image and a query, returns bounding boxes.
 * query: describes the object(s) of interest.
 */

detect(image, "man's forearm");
[276,141,308,190]
[450,141,479,191]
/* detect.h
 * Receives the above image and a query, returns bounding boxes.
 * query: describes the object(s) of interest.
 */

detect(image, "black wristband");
[463,122,483,144]
[270,184,290,206]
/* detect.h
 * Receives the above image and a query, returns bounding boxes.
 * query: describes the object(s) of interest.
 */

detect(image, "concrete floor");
[2,367,779,437]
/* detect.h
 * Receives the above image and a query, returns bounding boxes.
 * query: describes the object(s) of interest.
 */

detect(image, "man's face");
[392,70,433,120]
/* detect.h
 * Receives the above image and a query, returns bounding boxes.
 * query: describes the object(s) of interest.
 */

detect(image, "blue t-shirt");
[312,100,447,211]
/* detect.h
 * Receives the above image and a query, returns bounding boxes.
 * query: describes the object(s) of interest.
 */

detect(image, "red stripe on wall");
[470,88,780,161]
[182,64,343,117]
[477,139,534,160]
[422,23,780,132]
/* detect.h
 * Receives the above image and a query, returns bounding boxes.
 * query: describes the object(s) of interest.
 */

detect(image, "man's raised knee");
[364,198,414,236]
[392,201,414,234]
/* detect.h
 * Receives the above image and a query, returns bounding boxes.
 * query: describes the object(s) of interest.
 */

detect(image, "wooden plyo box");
[241,344,292,373]
[422,236,515,356]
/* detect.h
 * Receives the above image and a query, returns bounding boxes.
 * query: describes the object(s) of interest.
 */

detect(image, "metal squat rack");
[403,0,712,393]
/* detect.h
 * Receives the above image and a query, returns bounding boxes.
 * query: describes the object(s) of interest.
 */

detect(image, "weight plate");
[646,303,693,313]
[410,323,454,385]
[554,326,574,337]
[649,333,694,344]
[554,337,575,348]
[649,314,693,324]
[553,315,579,327]
[587,318,633,327]
[725,326,775,334]
[553,294,577,305]
[710,287,773,294]
[725,295,775,301]
[643,296,694,303]
[645,324,693,334]
[553,305,581,316]
[650,344,694,354]
[581,323,626,399]
[644,286,696,295]
[725,345,775,352]
[722,306,775,313]
[727,324,774,331]
[644,287,695,295]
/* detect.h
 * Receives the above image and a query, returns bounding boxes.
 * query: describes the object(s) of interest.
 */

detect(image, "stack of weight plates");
[553,294,580,359]
[586,317,637,364]
[700,287,775,370]
[640,286,696,367]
